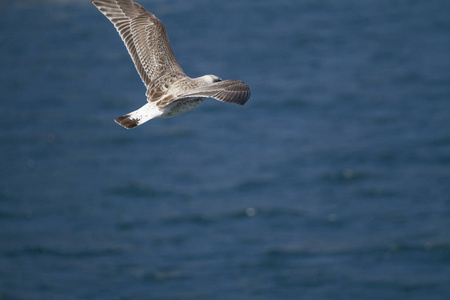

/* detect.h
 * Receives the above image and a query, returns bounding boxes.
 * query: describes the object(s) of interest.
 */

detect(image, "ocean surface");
[0,0,449,299]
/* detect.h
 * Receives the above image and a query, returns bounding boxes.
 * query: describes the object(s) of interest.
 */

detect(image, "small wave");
[320,169,370,183]
[122,266,189,283]
[163,214,215,226]
[161,207,305,226]
[105,182,173,198]
[5,246,125,259]
[357,188,396,198]
[263,241,450,261]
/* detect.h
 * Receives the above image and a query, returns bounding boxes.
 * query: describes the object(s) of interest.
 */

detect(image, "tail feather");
[114,103,163,129]
[115,114,140,129]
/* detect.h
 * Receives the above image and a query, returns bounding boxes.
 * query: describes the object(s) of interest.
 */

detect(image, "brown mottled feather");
[91,0,184,86]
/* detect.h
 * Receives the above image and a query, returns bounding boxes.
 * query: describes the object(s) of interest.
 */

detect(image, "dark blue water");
[1,0,449,299]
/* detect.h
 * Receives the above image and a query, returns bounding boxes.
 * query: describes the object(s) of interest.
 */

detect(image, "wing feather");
[91,0,184,86]
[178,80,251,105]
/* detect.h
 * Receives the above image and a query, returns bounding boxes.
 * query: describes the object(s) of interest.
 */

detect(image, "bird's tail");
[115,103,163,129]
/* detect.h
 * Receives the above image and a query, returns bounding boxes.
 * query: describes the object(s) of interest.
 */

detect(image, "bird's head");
[199,74,222,84]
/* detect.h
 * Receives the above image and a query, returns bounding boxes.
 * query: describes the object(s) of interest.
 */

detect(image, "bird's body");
[91,0,250,129]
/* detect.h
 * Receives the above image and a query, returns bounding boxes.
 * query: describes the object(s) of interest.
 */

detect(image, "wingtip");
[235,88,251,105]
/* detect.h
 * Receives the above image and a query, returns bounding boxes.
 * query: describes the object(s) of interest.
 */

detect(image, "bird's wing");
[91,0,184,86]
[178,80,251,105]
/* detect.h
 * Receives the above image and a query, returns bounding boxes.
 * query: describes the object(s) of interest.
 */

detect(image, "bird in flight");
[91,0,251,129]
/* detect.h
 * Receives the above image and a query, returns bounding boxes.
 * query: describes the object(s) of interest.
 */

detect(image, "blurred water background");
[1,0,449,299]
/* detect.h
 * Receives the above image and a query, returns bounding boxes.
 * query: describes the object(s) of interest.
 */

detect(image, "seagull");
[91,0,251,129]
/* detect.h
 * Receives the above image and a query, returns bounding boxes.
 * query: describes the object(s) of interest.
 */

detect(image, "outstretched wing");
[91,0,184,86]
[178,80,251,105]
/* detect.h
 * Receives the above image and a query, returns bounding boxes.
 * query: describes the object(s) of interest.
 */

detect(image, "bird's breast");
[162,98,205,118]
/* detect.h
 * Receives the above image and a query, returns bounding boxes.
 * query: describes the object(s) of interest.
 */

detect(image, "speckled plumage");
[91,0,251,129]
